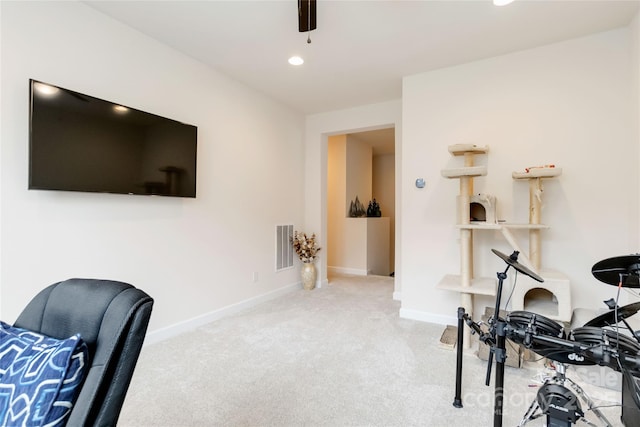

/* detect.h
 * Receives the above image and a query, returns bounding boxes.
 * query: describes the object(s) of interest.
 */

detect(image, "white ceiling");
[85,0,638,116]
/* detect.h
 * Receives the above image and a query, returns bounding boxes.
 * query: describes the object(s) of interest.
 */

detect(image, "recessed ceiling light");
[493,0,515,5]
[113,105,129,113]
[288,56,304,66]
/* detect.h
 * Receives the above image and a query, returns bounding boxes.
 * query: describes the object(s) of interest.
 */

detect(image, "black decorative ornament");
[367,199,382,217]
[349,196,366,218]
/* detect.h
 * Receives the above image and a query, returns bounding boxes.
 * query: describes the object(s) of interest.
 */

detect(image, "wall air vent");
[276,224,294,271]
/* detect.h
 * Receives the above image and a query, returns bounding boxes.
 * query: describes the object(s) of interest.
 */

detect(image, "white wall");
[327,135,346,270]
[0,1,305,339]
[366,217,390,276]
[373,153,395,272]
[401,28,638,324]
[345,135,373,211]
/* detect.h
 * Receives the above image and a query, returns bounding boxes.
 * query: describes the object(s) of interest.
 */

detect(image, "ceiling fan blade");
[298,0,316,33]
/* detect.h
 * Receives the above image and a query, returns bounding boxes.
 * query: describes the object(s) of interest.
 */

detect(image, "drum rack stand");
[453,265,511,427]
[453,307,509,427]
[452,250,616,427]
[453,250,640,426]
[454,250,547,427]
[453,301,613,427]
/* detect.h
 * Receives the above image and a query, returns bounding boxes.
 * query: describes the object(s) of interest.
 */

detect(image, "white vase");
[301,262,317,290]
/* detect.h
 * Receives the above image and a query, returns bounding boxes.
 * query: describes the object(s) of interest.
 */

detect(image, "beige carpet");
[118,274,625,426]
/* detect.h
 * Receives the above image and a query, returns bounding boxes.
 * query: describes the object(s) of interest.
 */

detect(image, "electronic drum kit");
[453,251,640,427]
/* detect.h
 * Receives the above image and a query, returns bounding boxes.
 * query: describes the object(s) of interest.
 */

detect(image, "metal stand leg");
[453,307,465,408]
[565,377,613,427]
[518,397,543,426]
[493,319,507,427]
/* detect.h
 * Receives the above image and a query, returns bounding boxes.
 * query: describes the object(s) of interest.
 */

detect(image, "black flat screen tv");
[29,79,197,198]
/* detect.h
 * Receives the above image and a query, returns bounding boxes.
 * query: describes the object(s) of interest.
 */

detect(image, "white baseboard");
[144,281,302,345]
[399,308,457,326]
[327,266,367,276]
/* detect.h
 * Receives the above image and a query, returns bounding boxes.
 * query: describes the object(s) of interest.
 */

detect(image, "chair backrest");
[14,278,153,427]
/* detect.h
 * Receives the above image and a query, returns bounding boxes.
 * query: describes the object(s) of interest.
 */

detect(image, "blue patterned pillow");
[0,321,89,427]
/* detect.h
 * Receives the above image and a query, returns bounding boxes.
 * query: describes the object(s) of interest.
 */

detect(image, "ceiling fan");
[298,0,316,43]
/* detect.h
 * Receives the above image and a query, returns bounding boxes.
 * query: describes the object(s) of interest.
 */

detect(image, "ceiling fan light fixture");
[288,56,304,66]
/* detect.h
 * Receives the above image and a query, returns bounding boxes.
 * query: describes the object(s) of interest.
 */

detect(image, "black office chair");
[13,278,154,427]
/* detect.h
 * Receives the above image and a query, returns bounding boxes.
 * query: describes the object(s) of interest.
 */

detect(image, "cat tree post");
[459,153,474,325]
[529,177,543,270]
[511,166,571,322]
[460,151,475,285]
[459,174,472,340]
[440,144,490,349]
[512,167,562,271]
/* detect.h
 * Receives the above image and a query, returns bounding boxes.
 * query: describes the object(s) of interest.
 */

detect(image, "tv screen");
[29,79,197,198]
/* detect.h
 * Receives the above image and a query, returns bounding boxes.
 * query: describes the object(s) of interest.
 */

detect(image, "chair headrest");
[15,278,152,354]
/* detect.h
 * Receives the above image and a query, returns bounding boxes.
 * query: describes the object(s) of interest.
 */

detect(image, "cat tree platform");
[448,144,488,156]
[437,274,497,296]
[512,166,562,180]
[441,166,487,179]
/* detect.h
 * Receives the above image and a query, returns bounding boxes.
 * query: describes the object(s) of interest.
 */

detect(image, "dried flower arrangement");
[291,231,321,263]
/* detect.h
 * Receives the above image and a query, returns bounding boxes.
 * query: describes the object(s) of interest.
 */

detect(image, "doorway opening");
[326,127,396,279]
